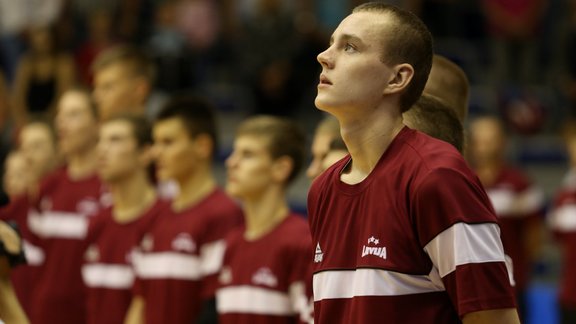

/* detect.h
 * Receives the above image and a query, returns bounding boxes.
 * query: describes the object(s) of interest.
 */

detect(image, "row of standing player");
[3,2,573,323]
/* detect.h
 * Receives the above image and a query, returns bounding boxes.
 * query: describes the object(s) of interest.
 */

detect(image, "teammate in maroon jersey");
[27,88,107,324]
[548,119,576,324]
[81,115,167,324]
[125,96,242,324]
[308,2,519,323]
[217,116,312,324]
[469,115,545,321]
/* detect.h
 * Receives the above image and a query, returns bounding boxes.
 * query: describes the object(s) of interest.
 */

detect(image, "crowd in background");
[1,0,576,323]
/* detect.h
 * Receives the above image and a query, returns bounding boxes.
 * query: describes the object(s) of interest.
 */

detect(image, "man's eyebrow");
[329,33,365,46]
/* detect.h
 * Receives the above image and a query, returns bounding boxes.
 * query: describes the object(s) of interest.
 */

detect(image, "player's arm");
[462,308,520,324]
[124,295,144,324]
[0,222,29,324]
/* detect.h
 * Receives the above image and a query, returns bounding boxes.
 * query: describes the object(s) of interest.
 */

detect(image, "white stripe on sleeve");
[423,222,506,278]
[548,204,576,232]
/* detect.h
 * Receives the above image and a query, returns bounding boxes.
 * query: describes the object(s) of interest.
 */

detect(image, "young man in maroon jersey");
[307,2,519,324]
[548,119,576,324]
[468,115,545,321]
[217,116,312,323]
[27,88,107,324]
[125,96,243,324]
[81,115,168,324]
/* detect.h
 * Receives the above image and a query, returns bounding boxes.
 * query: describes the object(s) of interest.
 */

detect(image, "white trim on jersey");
[28,210,89,239]
[289,281,313,324]
[548,204,576,232]
[312,268,446,302]
[82,263,135,289]
[132,251,202,280]
[424,222,506,278]
[22,239,44,266]
[217,285,295,315]
[200,239,226,276]
[488,186,544,217]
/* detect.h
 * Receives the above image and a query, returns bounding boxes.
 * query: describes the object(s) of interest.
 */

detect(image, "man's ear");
[193,134,214,160]
[272,156,294,184]
[383,63,414,95]
[138,145,154,167]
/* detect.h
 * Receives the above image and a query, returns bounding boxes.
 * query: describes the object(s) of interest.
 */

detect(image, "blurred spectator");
[11,25,76,128]
[0,0,64,82]
[480,0,547,85]
[469,115,546,321]
[75,9,117,86]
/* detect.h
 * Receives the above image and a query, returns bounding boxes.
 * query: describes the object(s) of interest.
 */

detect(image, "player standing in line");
[468,115,545,321]
[27,88,107,324]
[307,3,519,323]
[216,116,312,324]
[125,96,243,324]
[547,120,576,324]
[81,115,168,324]
[0,119,60,315]
[91,45,156,121]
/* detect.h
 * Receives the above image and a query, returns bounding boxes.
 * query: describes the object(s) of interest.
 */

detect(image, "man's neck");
[110,172,156,223]
[67,147,99,180]
[242,186,289,241]
[338,107,404,184]
[173,166,216,212]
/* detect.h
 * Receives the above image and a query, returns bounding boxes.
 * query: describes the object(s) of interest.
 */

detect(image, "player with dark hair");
[308,2,518,323]
[125,96,242,324]
[217,116,312,323]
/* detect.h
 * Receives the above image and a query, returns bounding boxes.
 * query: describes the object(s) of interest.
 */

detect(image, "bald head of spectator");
[92,45,155,121]
[424,55,469,122]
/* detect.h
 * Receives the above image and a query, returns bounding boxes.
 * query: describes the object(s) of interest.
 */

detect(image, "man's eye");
[344,43,355,52]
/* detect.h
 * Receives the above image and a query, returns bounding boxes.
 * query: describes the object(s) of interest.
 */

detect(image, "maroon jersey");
[548,170,576,307]
[483,166,544,290]
[0,194,43,316]
[308,127,516,324]
[82,199,167,324]
[132,188,243,324]
[216,214,313,324]
[27,166,107,324]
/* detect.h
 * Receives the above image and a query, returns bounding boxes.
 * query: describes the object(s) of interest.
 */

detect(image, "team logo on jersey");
[171,233,196,253]
[141,234,154,251]
[77,198,100,217]
[219,266,232,285]
[252,267,278,287]
[40,197,52,211]
[361,236,387,260]
[314,243,324,263]
[84,244,100,262]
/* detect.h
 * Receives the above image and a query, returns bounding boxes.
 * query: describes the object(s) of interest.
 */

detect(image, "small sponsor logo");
[84,244,99,262]
[171,233,196,253]
[361,236,387,259]
[252,267,278,287]
[141,234,153,251]
[314,243,323,263]
[219,266,232,284]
